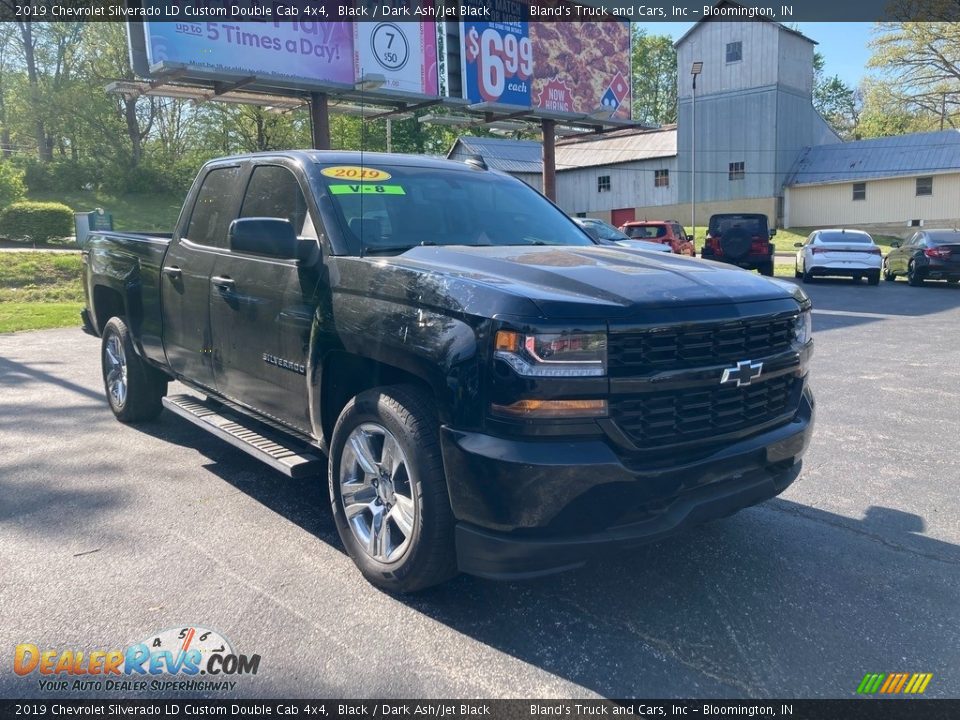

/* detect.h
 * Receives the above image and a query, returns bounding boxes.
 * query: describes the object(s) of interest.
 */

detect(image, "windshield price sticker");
[329,184,406,195]
[321,166,392,182]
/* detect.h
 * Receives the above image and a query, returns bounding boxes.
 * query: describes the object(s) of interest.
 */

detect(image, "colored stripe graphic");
[857,673,932,694]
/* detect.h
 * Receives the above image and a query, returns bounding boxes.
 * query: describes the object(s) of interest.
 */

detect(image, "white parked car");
[794,229,882,285]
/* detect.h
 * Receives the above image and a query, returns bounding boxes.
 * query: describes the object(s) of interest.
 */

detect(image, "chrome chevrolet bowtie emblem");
[721,360,764,387]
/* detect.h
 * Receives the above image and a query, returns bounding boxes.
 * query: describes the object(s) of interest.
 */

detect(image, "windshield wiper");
[361,241,436,257]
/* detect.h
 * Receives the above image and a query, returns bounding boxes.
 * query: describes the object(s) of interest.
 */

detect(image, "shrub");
[0,201,74,244]
[19,158,103,193]
[0,162,26,208]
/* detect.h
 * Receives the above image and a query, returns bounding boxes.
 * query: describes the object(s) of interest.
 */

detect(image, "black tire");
[100,316,167,423]
[794,264,802,279]
[802,266,815,284]
[948,279,959,285]
[853,274,863,284]
[882,258,895,281]
[907,260,925,287]
[759,262,774,277]
[329,384,457,593]
[867,271,880,286]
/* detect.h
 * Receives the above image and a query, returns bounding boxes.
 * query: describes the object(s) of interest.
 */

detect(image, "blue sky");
[647,22,876,87]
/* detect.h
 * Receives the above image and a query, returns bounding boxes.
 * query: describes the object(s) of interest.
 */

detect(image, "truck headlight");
[794,310,812,345]
[494,330,607,377]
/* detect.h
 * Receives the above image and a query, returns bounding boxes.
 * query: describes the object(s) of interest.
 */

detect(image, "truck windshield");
[318,164,595,255]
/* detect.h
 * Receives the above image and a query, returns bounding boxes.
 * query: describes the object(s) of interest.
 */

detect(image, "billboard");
[141,19,438,98]
[460,18,632,119]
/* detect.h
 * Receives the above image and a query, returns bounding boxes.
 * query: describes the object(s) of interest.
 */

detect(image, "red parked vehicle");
[619,220,696,256]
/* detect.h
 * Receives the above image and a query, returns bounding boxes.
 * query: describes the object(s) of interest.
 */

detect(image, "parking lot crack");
[556,595,762,695]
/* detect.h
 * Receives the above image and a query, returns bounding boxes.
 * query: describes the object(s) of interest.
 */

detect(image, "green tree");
[812,51,860,139]
[631,29,677,125]
[867,22,960,131]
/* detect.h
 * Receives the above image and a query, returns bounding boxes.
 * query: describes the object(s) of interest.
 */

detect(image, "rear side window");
[186,167,241,248]
[240,165,312,236]
[710,215,766,236]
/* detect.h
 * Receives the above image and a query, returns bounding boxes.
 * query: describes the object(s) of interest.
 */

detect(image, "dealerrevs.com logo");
[14,626,260,693]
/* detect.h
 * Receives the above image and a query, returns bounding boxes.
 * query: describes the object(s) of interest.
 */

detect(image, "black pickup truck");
[82,151,815,592]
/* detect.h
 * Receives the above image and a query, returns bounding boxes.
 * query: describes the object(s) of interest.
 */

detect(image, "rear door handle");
[162,265,182,280]
[211,276,235,291]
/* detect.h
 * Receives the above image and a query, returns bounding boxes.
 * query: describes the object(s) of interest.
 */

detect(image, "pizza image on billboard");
[532,22,632,119]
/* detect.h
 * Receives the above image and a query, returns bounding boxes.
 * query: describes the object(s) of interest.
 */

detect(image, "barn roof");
[450,137,543,174]
[673,1,817,48]
[786,130,960,186]
[449,126,677,174]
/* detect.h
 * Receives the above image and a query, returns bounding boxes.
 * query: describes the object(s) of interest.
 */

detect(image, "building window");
[728,161,745,181]
[852,182,866,201]
[726,41,742,63]
[597,175,611,192]
[654,169,669,188]
[916,176,933,196]
[575,212,587,218]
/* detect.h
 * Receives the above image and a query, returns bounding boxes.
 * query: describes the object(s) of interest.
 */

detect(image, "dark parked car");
[81,151,814,592]
[701,213,776,276]
[883,230,960,286]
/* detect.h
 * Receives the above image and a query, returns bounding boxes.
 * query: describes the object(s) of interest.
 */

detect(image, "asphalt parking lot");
[1,278,959,700]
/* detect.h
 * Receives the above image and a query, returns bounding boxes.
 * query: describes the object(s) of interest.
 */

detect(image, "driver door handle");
[162,265,182,280]
[211,276,235,291]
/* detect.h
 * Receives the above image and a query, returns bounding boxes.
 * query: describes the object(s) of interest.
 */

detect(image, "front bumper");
[441,388,814,580]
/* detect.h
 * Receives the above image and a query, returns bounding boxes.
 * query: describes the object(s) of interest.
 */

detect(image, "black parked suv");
[702,213,776,276]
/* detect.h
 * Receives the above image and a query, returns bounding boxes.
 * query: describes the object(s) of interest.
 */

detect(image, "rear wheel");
[329,384,457,593]
[908,260,925,287]
[759,261,774,277]
[794,263,802,279]
[802,264,815,284]
[867,271,880,286]
[853,274,863,284]
[100,317,167,422]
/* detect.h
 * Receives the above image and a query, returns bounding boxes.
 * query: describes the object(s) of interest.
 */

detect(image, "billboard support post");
[310,92,330,151]
[542,118,556,202]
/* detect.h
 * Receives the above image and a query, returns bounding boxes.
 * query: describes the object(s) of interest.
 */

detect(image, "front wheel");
[882,258,895,281]
[100,317,167,422]
[329,385,457,593]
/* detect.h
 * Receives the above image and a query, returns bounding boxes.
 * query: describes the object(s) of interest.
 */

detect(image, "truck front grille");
[608,316,796,376]
[611,375,799,449]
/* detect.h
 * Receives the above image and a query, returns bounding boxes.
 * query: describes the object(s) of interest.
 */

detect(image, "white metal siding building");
[785,130,960,230]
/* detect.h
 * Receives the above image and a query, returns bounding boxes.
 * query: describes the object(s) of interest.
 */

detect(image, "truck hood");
[372,245,799,319]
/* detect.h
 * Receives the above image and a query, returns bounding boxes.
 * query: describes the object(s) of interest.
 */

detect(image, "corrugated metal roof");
[450,127,677,174]
[787,130,960,186]
[453,137,542,174]
[556,126,676,170]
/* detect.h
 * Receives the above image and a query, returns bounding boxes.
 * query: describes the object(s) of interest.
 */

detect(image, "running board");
[162,394,323,479]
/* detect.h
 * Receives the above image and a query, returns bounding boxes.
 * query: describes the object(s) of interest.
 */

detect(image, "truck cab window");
[185,166,241,247]
[240,165,310,235]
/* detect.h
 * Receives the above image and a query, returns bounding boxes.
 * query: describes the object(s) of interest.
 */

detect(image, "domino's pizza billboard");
[139,17,438,98]
[460,15,631,119]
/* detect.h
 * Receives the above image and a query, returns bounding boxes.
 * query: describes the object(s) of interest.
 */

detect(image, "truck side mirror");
[794,242,804,248]
[229,217,298,259]
[769,229,777,237]
[890,240,902,248]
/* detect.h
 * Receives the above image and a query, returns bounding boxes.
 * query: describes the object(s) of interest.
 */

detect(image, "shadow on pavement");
[127,404,960,697]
